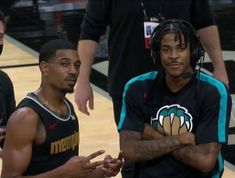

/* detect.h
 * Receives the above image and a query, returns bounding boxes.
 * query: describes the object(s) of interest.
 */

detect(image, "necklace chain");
[44,100,63,114]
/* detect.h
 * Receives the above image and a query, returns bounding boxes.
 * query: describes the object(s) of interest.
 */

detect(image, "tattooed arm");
[143,124,221,173]
[119,130,195,165]
[172,142,221,173]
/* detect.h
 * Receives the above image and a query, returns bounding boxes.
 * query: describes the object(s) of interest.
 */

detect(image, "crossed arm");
[120,124,221,173]
[119,129,195,164]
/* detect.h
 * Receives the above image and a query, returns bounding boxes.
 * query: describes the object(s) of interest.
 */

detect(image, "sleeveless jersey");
[18,93,79,175]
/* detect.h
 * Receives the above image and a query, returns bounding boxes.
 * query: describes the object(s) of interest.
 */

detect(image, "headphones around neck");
[149,19,205,69]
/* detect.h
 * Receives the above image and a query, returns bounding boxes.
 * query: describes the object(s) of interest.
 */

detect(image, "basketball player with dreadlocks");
[118,19,231,178]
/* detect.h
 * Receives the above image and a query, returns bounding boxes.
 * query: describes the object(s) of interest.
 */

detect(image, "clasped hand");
[63,150,123,178]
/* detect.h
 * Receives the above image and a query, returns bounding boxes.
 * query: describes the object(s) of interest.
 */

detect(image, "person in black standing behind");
[75,0,229,124]
[0,9,16,156]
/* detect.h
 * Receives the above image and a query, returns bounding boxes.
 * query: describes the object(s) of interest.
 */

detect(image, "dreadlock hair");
[150,19,204,69]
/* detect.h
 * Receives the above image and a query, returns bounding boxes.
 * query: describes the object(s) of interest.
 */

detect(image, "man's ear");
[39,61,49,77]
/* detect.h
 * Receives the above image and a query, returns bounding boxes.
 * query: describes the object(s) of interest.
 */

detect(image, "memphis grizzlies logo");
[151,104,193,136]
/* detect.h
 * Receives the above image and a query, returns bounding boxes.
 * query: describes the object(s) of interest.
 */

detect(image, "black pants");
[111,95,134,178]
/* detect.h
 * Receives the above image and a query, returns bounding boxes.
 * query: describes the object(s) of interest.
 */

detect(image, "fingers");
[86,150,105,161]
[104,160,122,169]
[0,127,6,133]
[118,151,123,161]
[75,93,89,116]
[0,128,6,140]
[103,167,119,177]
[102,151,123,177]
[88,93,94,110]
[76,95,89,115]
[102,160,122,177]
[104,155,112,160]
[81,163,98,177]
[74,83,93,115]
[104,151,123,165]
[80,103,89,115]
[82,152,105,176]
[90,160,104,168]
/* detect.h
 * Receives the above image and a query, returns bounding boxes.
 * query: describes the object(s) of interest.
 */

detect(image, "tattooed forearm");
[172,143,221,173]
[120,131,194,164]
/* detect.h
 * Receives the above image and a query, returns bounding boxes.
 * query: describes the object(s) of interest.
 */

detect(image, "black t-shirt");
[118,70,231,178]
[80,0,215,97]
[0,70,16,127]
[0,70,16,148]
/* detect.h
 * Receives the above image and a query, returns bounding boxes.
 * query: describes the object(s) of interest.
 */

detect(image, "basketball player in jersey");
[118,19,231,178]
[1,39,122,178]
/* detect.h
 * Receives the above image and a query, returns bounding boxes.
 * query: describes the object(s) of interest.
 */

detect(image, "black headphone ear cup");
[151,50,157,64]
[151,48,160,65]
[155,48,160,62]
[150,41,160,65]
[190,41,204,69]
[150,34,157,64]
[191,48,197,68]
[191,40,204,62]
[191,48,197,62]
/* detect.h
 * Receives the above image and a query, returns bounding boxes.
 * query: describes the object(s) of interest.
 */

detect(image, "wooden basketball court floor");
[0,35,234,178]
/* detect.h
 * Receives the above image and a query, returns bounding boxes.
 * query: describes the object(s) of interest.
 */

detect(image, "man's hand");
[75,80,94,115]
[0,126,6,141]
[142,124,164,140]
[102,151,123,177]
[179,132,195,145]
[62,150,105,177]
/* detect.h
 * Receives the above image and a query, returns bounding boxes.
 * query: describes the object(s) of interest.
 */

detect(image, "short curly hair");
[39,39,76,63]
